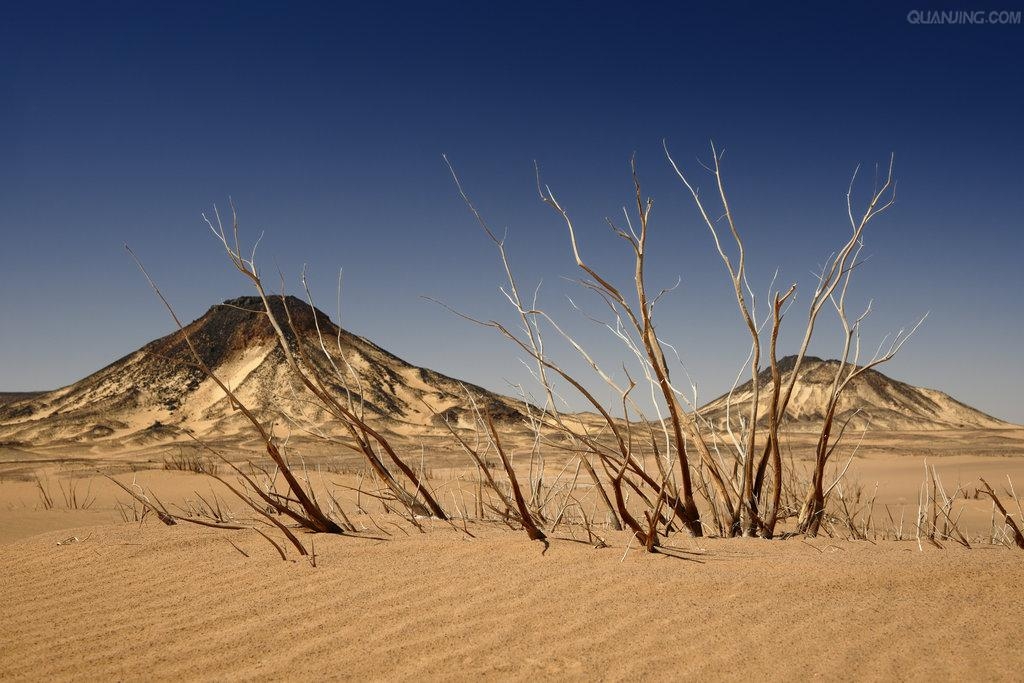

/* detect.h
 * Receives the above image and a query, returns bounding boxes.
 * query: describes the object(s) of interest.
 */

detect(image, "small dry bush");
[35,475,96,511]
[163,450,219,475]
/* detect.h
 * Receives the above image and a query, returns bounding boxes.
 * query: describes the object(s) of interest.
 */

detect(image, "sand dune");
[1,519,1022,682]
[1,459,1023,681]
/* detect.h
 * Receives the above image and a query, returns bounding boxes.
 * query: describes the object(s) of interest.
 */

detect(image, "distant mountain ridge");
[0,303,1013,454]
[699,356,1010,431]
[0,296,524,452]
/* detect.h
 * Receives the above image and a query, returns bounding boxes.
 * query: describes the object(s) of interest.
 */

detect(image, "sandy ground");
[1,521,1022,681]
[1,442,1023,681]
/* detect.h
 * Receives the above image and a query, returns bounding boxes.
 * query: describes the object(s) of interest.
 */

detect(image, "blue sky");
[2,1,1022,423]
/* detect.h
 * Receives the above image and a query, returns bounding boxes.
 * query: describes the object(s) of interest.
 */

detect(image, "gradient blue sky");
[2,2,1022,423]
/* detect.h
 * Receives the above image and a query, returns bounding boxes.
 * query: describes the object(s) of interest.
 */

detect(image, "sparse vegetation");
[163,449,219,475]
[35,475,96,511]
[979,476,1024,549]
[108,146,1024,562]
[440,146,923,549]
[914,464,971,549]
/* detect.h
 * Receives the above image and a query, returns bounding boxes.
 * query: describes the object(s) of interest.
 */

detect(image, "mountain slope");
[699,356,1010,431]
[0,296,524,452]
[2,310,1013,455]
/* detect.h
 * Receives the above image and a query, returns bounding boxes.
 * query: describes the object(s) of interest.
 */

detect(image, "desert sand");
[2,300,1023,680]
[1,450,1023,682]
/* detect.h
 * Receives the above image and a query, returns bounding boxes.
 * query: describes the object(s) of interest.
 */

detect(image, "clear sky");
[2,2,1022,423]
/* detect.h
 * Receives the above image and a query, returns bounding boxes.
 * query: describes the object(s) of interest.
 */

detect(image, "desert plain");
[2,425,1023,682]
[1,299,1023,682]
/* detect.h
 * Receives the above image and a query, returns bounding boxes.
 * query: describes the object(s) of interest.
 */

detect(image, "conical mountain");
[0,296,524,453]
[699,356,1010,431]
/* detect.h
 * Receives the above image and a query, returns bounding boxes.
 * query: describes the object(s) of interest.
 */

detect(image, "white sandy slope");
[0,296,526,455]
[700,356,1011,432]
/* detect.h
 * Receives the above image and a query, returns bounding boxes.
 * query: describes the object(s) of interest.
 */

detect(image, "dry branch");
[979,478,1024,549]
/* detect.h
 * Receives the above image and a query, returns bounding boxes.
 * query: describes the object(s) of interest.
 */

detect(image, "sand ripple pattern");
[2,523,1022,681]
